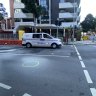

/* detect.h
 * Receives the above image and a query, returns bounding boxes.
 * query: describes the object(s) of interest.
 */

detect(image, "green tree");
[81,14,96,32]
[21,0,42,32]
[0,13,4,21]
[0,13,4,29]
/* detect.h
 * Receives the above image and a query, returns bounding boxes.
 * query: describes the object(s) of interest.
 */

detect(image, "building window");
[60,0,65,3]
[14,0,21,3]
[40,0,47,7]
[15,9,21,13]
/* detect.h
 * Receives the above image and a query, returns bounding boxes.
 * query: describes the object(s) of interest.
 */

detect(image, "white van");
[22,33,62,48]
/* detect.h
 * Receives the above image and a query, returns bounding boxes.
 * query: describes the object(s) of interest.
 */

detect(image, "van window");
[43,34,52,39]
[33,34,42,38]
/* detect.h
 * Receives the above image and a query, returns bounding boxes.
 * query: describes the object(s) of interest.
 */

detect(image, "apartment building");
[0,3,8,18]
[10,0,34,29]
[40,0,80,27]
[10,0,80,29]
[0,3,8,30]
[59,0,81,28]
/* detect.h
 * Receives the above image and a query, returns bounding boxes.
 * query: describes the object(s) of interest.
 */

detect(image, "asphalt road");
[0,45,96,96]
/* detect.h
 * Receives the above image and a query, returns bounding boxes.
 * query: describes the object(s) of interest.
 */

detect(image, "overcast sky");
[0,0,96,22]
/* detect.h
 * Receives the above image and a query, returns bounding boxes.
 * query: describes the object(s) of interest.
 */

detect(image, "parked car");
[22,33,62,48]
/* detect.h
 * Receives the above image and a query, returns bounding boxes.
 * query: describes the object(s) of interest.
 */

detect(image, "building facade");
[10,0,34,29]
[10,0,80,29]
[40,0,80,27]
[59,0,80,28]
[0,3,8,30]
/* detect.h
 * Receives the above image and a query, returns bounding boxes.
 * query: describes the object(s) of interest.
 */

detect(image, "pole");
[6,18,7,29]
[57,26,58,37]
[49,0,51,24]
[39,0,41,24]
[57,18,59,38]
[63,28,65,37]
[73,0,75,42]
[50,29,51,35]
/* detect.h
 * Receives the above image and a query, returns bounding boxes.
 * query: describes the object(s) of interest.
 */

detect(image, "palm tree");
[21,0,42,32]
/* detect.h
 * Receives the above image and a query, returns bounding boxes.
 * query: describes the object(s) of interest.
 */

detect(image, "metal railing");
[0,33,18,40]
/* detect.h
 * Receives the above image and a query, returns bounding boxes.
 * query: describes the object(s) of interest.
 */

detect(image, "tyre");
[51,43,57,49]
[26,43,32,48]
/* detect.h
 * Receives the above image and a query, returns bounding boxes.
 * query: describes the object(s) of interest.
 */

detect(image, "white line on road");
[90,88,96,96]
[80,61,86,68]
[77,51,80,56]
[84,70,93,83]
[0,53,70,58]
[74,45,80,55]
[23,93,32,96]
[0,83,12,90]
[78,55,82,61]
[0,49,16,52]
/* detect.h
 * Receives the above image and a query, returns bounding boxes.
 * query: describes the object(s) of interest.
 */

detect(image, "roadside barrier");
[0,40,22,45]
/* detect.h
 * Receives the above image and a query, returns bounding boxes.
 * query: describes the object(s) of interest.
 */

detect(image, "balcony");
[77,16,80,22]
[59,2,78,9]
[14,13,33,18]
[59,12,77,19]
[14,2,25,9]
[14,22,34,30]
[77,7,81,14]
[61,22,77,27]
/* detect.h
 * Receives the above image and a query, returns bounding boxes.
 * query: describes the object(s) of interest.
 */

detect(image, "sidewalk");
[68,40,96,45]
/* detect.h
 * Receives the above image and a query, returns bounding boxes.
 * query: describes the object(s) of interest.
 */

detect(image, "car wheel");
[26,43,32,48]
[51,43,57,49]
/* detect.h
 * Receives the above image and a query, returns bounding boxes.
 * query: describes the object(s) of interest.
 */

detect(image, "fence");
[0,32,22,45]
[0,33,18,40]
[0,40,22,45]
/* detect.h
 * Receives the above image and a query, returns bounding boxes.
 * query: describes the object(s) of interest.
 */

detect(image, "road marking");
[84,70,93,83]
[80,61,86,68]
[0,83,12,90]
[77,51,80,56]
[78,55,82,60]
[23,93,32,96]
[22,61,39,68]
[90,88,96,96]
[0,49,16,52]
[74,45,80,55]
[0,53,70,58]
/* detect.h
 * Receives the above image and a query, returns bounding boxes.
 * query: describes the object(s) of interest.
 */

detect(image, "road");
[0,45,96,96]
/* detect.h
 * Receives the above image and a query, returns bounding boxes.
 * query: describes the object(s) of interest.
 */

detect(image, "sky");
[80,0,96,21]
[0,0,96,22]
